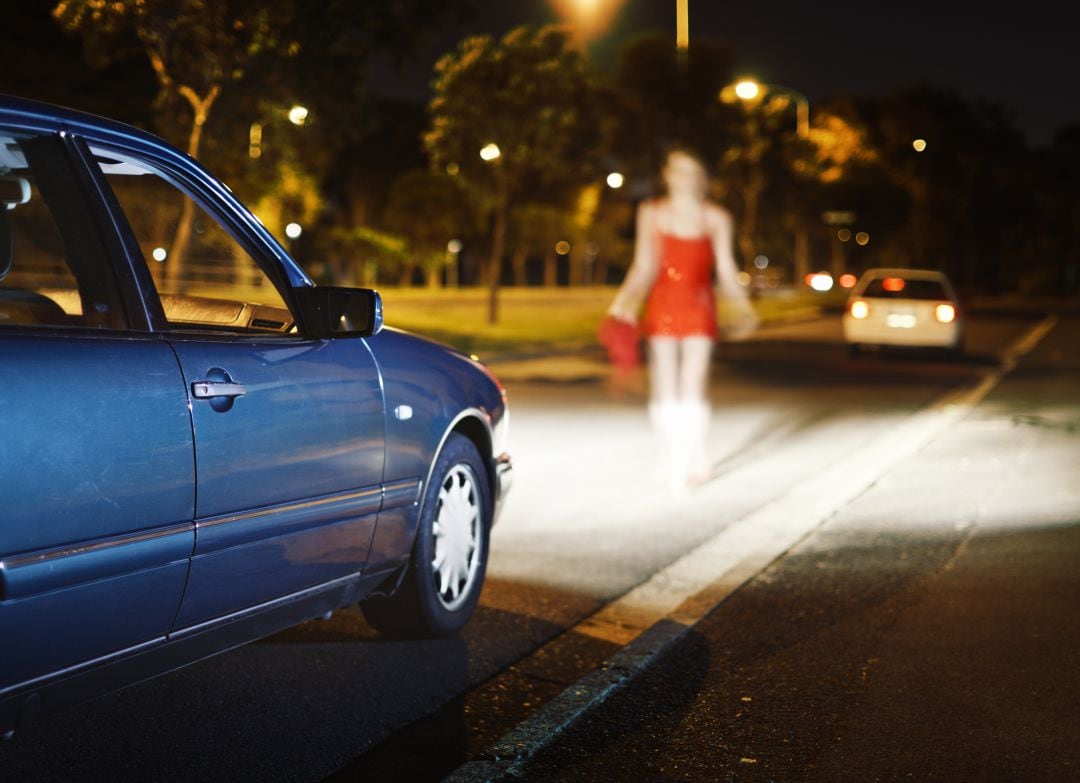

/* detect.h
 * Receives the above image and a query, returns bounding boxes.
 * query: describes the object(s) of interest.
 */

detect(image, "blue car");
[0,95,512,738]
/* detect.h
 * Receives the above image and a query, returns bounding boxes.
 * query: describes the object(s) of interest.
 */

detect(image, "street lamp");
[287,104,309,126]
[606,171,624,188]
[913,138,927,152]
[676,0,689,50]
[734,79,760,100]
[479,142,501,162]
[727,78,810,138]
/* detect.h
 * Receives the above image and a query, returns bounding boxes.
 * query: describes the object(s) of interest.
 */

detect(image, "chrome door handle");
[192,381,246,399]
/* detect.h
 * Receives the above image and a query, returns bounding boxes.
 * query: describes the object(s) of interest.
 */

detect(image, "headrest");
[0,175,30,210]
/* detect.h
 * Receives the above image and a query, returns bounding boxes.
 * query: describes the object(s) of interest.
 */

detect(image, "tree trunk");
[794,226,809,285]
[543,250,557,287]
[165,84,220,293]
[487,184,510,324]
[511,247,527,287]
[738,176,763,272]
[426,262,441,289]
[398,262,415,287]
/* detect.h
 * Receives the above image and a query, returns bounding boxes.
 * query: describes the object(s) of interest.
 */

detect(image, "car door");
[0,128,195,695]
[90,144,386,629]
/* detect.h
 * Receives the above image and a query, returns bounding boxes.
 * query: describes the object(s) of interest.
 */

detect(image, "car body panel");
[363,327,506,573]
[0,334,195,691]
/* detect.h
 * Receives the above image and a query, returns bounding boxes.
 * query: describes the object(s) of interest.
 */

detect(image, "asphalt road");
[507,314,1080,782]
[0,311,1051,782]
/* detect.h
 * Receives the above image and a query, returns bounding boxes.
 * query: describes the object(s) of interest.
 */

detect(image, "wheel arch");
[419,409,495,523]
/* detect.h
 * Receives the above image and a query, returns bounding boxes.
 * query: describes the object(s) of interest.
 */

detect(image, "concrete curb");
[443,619,688,782]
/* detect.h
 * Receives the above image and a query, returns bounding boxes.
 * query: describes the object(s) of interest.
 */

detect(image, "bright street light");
[913,138,927,152]
[287,105,309,126]
[447,238,463,254]
[152,247,167,262]
[729,78,809,138]
[734,79,760,100]
[606,171,624,188]
[479,142,501,162]
[285,222,302,239]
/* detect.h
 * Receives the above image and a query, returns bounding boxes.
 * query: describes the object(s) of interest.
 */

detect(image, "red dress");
[643,233,717,337]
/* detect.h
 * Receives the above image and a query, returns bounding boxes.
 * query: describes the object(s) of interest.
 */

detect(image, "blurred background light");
[809,272,834,291]
[285,222,302,239]
[734,79,760,100]
[480,142,502,161]
[287,104,309,126]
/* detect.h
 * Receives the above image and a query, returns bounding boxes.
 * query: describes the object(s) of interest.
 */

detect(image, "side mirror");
[293,286,383,339]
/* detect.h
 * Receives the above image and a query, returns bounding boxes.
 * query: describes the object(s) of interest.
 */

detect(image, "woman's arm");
[709,205,758,336]
[607,200,659,323]
[709,205,746,299]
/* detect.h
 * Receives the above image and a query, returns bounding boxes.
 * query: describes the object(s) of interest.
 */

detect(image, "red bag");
[598,315,641,371]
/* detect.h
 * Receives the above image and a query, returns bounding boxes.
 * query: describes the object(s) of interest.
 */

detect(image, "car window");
[862,276,949,300]
[0,132,127,329]
[92,147,296,334]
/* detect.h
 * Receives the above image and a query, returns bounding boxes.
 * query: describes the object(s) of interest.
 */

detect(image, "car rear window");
[863,276,949,300]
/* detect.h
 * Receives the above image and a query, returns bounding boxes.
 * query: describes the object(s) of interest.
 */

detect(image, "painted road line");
[444,315,1057,783]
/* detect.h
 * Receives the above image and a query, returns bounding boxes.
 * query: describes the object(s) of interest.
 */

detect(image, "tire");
[362,433,491,638]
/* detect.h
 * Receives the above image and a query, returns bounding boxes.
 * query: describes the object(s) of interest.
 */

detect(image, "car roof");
[858,267,951,282]
[0,93,177,156]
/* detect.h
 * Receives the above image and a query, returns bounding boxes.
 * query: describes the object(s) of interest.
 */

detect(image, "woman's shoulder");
[703,201,734,229]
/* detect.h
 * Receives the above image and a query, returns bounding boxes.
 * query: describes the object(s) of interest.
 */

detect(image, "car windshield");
[863,277,949,300]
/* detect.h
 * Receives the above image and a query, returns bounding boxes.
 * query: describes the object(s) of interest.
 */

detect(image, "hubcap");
[431,463,482,611]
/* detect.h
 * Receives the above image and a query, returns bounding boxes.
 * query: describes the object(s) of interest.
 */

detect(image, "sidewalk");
[485,306,824,384]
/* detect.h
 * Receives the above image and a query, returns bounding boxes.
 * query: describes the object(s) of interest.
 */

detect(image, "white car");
[843,268,963,354]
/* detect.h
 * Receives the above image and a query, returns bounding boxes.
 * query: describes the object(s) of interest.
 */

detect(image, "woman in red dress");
[608,149,757,490]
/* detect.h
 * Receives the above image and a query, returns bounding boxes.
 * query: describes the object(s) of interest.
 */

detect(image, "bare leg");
[648,337,683,488]
[677,336,714,480]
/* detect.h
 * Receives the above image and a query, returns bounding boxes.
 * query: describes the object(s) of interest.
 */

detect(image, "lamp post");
[676,0,689,51]
[730,78,809,139]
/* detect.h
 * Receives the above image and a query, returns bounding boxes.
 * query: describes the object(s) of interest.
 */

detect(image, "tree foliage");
[425,25,608,321]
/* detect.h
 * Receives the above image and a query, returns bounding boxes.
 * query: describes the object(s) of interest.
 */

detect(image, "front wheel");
[362,434,491,638]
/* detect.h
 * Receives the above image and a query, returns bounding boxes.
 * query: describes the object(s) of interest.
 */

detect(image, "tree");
[54,0,466,287]
[508,202,576,287]
[425,25,607,323]
[607,33,739,180]
[383,170,479,288]
[54,0,297,286]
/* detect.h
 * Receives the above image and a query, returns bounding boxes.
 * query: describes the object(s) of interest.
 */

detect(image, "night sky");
[372,0,1080,146]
